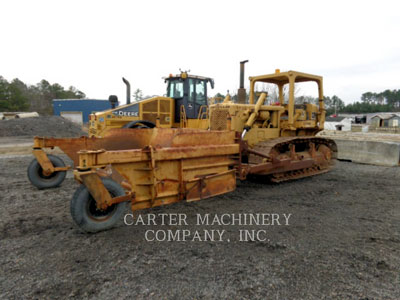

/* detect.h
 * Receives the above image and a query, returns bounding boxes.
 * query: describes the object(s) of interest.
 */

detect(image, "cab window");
[189,79,195,103]
[195,80,206,105]
[167,80,184,98]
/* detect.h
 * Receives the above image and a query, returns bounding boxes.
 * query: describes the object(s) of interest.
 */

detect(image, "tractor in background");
[88,72,215,137]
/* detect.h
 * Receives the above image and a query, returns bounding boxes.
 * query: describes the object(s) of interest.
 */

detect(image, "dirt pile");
[0,116,87,137]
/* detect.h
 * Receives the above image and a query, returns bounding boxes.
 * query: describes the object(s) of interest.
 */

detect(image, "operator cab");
[165,72,214,123]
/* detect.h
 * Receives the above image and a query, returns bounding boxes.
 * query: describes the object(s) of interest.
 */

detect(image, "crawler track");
[249,137,337,182]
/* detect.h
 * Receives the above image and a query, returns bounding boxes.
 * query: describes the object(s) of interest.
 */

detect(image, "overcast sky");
[1,0,400,104]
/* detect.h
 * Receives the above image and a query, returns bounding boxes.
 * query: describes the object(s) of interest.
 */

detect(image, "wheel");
[27,154,67,189]
[122,120,155,129]
[70,178,128,233]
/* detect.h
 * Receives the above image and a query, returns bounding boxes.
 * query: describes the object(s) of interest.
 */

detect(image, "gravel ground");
[0,155,399,299]
[0,116,86,137]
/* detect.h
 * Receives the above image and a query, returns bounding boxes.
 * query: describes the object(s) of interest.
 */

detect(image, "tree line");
[0,76,85,114]
[1,74,399,116]
[322,89,400,114]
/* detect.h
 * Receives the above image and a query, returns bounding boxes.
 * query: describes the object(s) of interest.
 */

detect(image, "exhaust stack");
[122,77,131,104]
[237,60,248,104]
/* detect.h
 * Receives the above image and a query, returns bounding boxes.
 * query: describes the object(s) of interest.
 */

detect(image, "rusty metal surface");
[77,145,239,168]
[32,149,55,175]
[249,137,336,162]
[185,170,236,201]
[81,172,113,210]
[33,129,237,165]
[60,125,337,213]
[270,166,330,183]
[245,136,337,181]
[73,128,240,213]
[108,193,133,206]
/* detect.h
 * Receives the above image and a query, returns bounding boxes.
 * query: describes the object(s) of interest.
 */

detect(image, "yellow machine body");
[210,70,326,147]
[89,96,211,137]
[88,72,214,137]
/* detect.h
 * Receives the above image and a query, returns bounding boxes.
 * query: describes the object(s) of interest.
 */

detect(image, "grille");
[142,113,157,123]
[210,109,229,131]
[142,101,158,112]
[160,100,170,113]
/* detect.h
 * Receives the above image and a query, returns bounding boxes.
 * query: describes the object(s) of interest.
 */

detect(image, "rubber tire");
[122,120,155,129]
[70,178,128,233]
[27,154,67,189]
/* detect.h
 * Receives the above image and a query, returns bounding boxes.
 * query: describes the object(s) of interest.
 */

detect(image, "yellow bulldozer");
[209,61,336,182]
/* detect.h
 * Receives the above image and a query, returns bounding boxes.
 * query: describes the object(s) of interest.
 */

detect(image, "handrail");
[197,105,208,120]
[180,105,187,128]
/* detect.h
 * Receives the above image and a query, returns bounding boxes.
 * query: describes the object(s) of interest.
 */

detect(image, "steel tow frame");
[73,130,239,212]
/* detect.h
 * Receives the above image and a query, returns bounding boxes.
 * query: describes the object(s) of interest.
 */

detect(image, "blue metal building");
[53,99,112,124]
